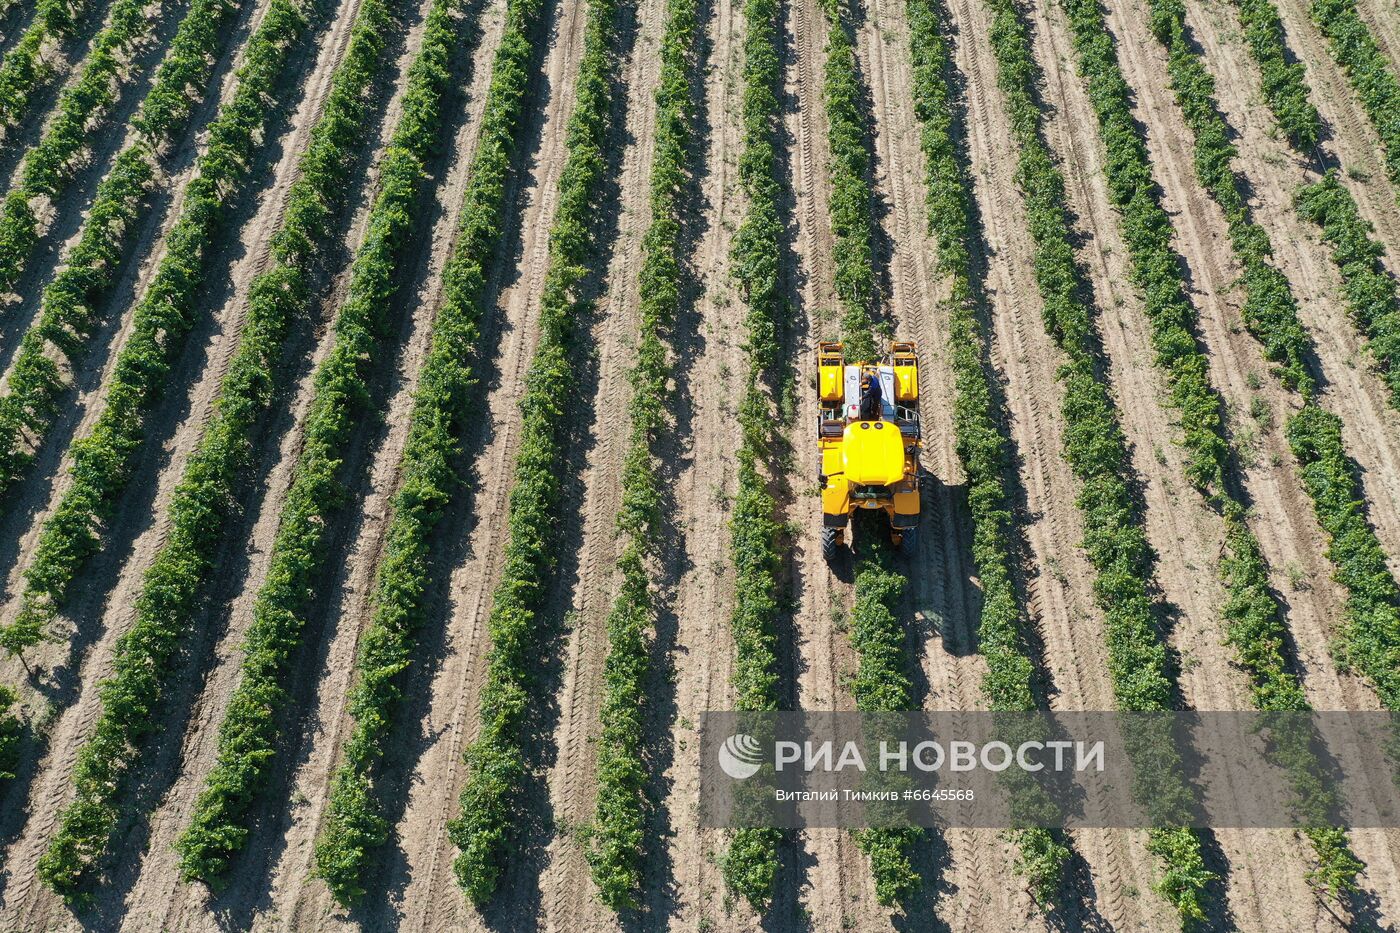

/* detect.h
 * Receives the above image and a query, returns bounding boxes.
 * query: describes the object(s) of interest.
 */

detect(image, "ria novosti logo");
[715,733,1107,779]
[718,733,764,779]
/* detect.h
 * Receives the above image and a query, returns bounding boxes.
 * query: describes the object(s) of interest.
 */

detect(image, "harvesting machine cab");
[817,341,922,561]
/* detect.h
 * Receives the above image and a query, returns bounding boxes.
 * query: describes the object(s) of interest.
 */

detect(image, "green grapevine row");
[0,0,245,507]
[0,0,97,127]
[1286,405,1400,709]
[0,684,18,782]
[1296,172,1400,409]
[1289,409,1400,712]
[25,0,315,898]
[309,0,547,905]
[445,0,625,903]
[0,0,312,657]
[903,0,1071,903]
[848,541,922,906]
[584,0,703,910]
[0,0,153,295]
[170,0,440,885]
[1310,0,1400,201]
[989,0,1213,919]
[818,0,879,362]
[716,0,786,909]
[1274,403,1387,888]
[0,682,13,869]
[1229,0,1321,149]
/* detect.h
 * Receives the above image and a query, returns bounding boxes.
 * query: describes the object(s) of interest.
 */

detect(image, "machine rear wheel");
[897,525,918,557]
[822,527,842,562]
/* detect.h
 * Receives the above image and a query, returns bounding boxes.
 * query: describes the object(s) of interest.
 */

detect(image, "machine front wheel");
[897,525,918,557]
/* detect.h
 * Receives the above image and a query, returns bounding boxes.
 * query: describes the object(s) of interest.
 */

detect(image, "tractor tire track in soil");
[0,0,375,922]
[648,0,756,924]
